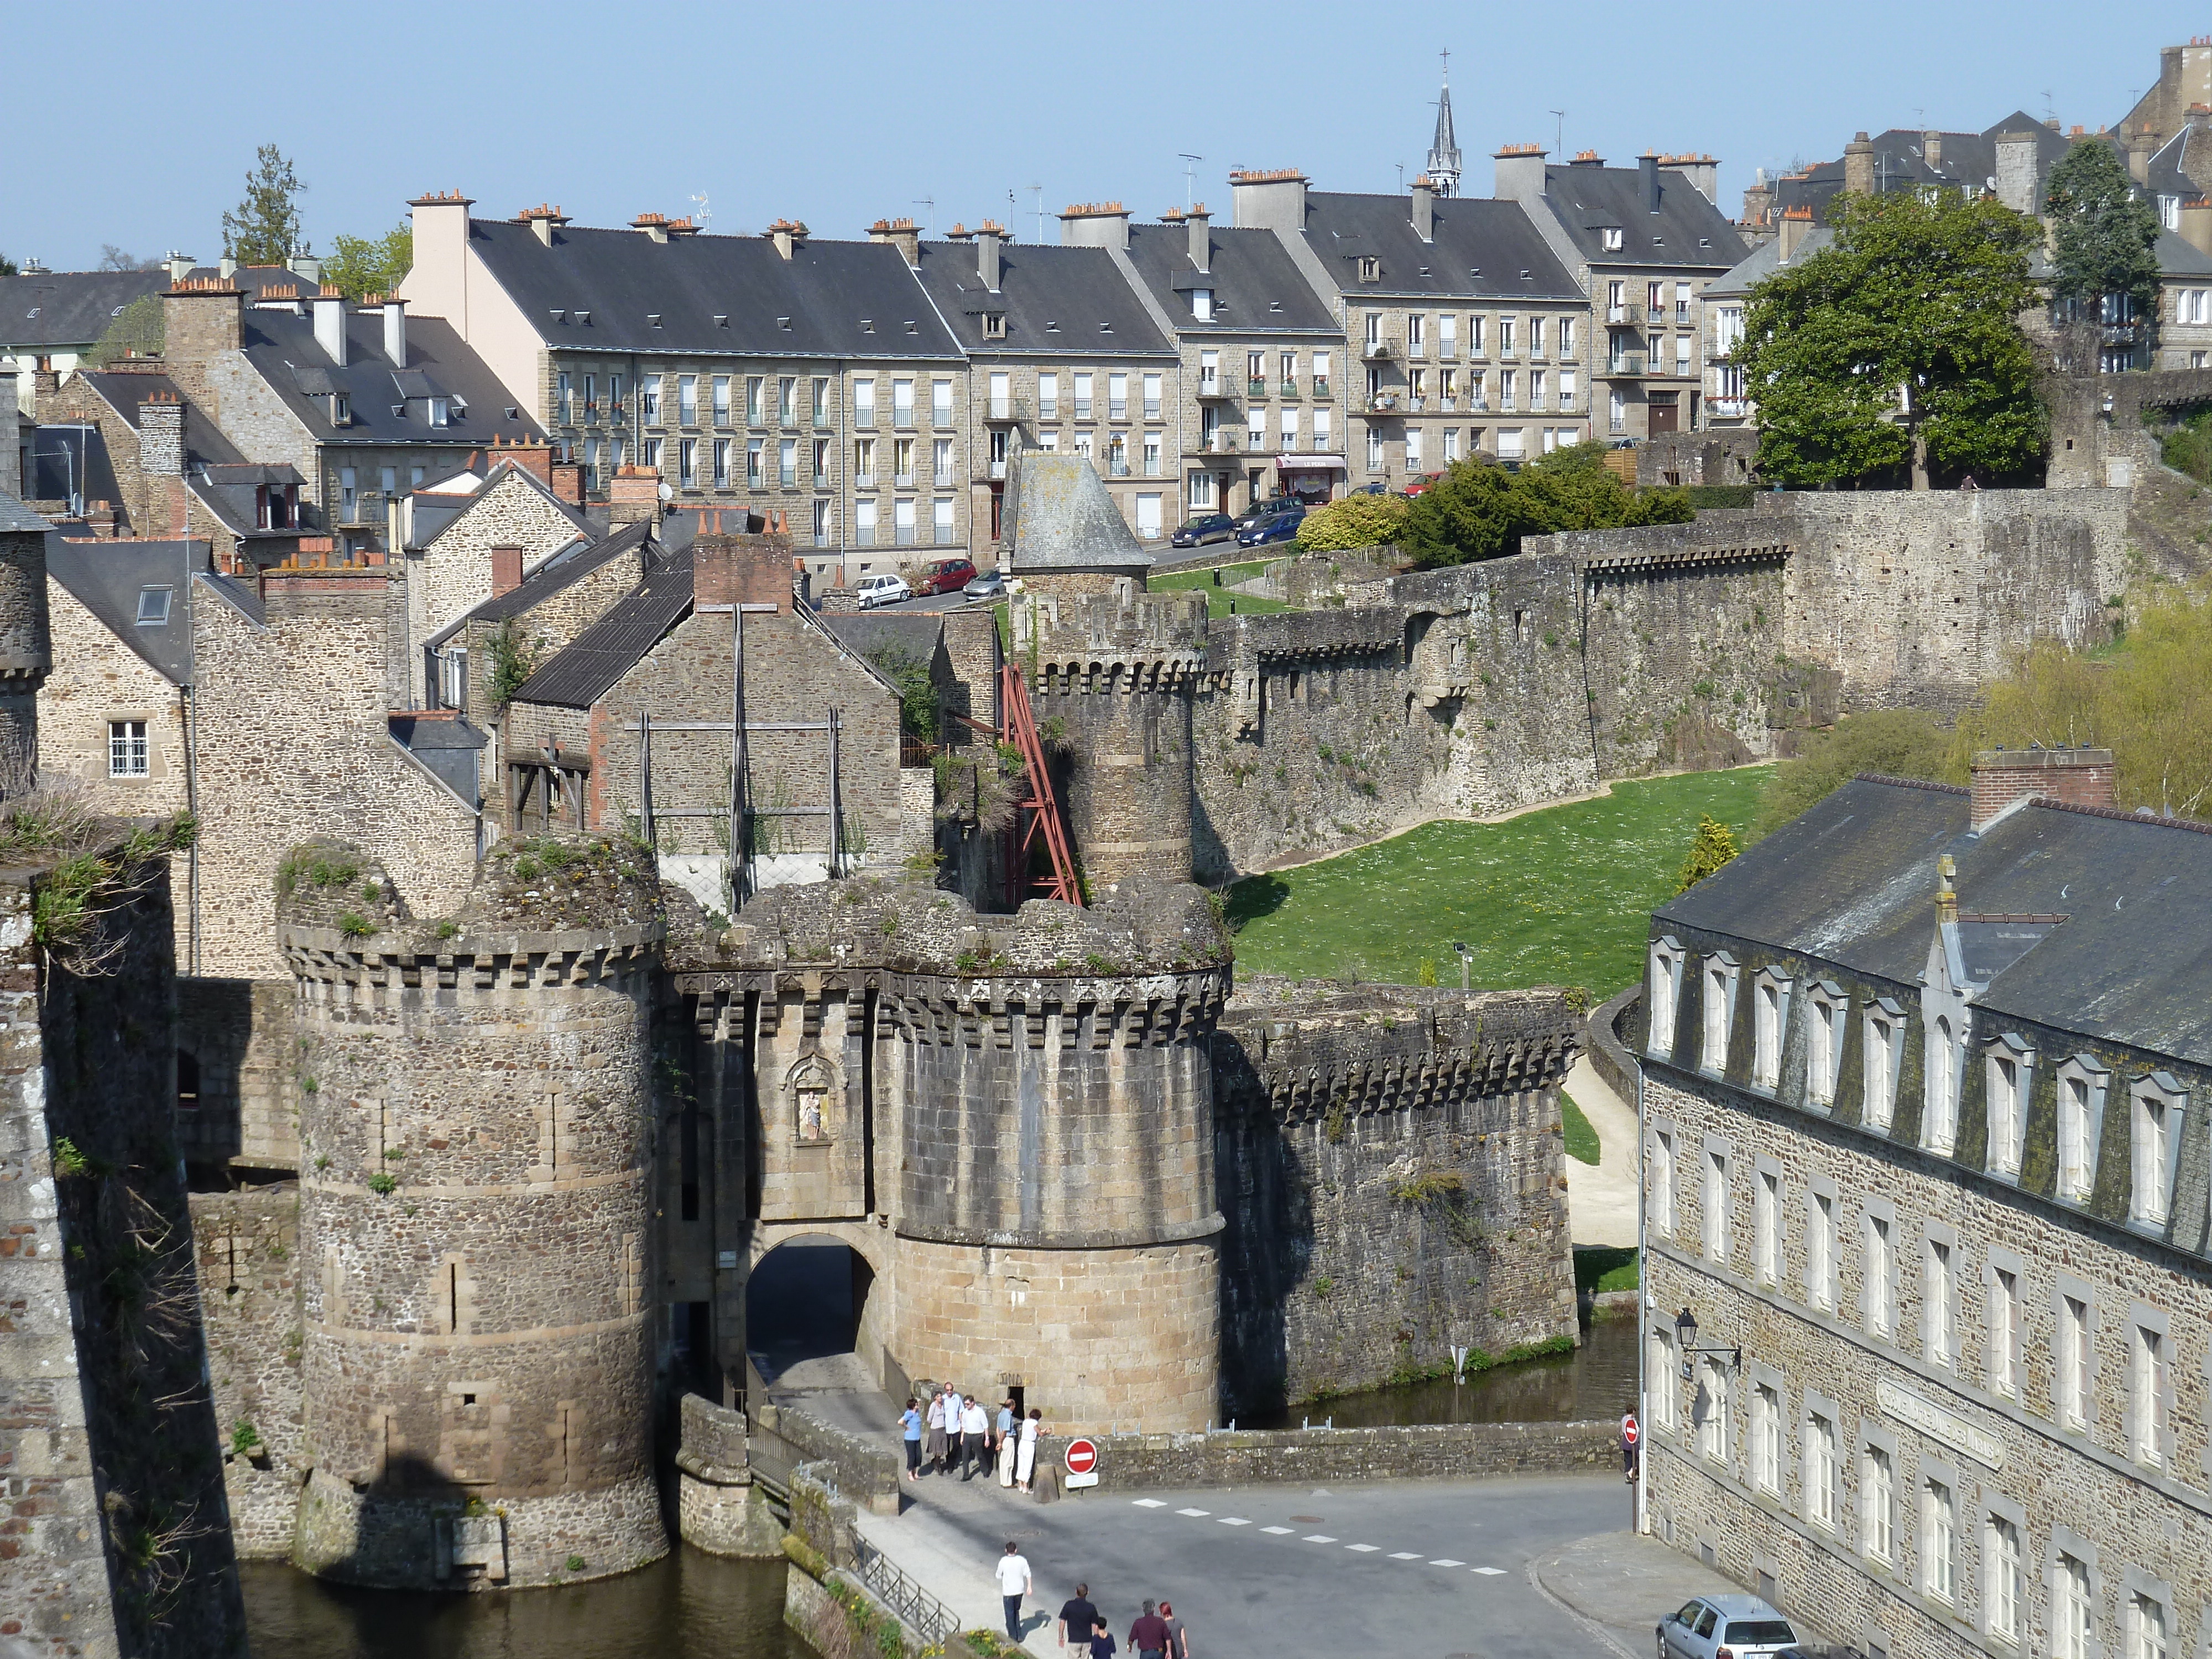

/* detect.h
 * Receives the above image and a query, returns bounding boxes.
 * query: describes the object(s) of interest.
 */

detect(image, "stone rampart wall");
[191,1185,304,1561]
[1035,1418,1617,1491]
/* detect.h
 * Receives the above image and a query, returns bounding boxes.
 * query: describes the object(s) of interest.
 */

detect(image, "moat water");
[240,1313,1636,1655]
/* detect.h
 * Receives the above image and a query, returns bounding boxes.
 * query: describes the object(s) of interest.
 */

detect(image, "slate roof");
[431,518,656,647]
[389,712,488,750]
[1000,450,1151,576]
[1530,162,1746,269]
[467,218,962,359]
[0,491,54,533]
[0,270,167,349]
[511,545,696,709]
[822,611,944,664]
[1702,228,1835,302]
[1770,114,2073,223]
[1656,775,2212,1070]
[46,535,207,684]
[910,241,1173,356]
[194,570,264,625]
[1296,192,1581,299]
[237,309,538,448]
[79,369,247,466]
[1120,223,1339,335]
[2143,126,2211,205]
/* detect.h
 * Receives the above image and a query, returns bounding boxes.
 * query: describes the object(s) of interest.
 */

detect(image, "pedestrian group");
[904,1383,1042,1492]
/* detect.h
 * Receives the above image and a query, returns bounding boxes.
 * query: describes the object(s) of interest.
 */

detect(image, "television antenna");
[1550,110,1565,158]
[1179,154,1203,210]
[912,197,936,237]
[1027,184,1044,244]
[690,191,711,229]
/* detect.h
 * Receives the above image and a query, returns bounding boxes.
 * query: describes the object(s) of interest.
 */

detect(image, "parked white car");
[855,573,911,609]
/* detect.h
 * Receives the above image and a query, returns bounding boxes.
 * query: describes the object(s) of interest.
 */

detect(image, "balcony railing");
[933,469,954,488]
[1676,302,1692,323]
[1143,402,1162,420]
[813,410,832,429]
[1312,377,1330,398]
[1438,345,1457,362]
[1109,401,1128,420]
[1204,430,1238,453]
[894,471,915,488]
[1279,379,1300,398]
[1247,378,1266,398]
[855,469,876,487]
[1407,343,1427,361]
[895,527,917,547]
[1037,402,1058,421]
[986,396,1030,421]
[1365,393,1401,413]
[1606,303,1645,326]
[1109,459,1130,477]
[1361,339,1394,361]
[988,459,1006,479]
[1197,378,1231,399]
[1605,354,1647,377]
[1710,397,1750,419]
[1073,400,1093,420]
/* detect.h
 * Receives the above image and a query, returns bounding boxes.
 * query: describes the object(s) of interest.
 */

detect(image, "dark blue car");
[1235,507,1303,547]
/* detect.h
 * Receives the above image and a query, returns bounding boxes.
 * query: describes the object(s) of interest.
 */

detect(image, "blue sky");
[10,2,2207,272]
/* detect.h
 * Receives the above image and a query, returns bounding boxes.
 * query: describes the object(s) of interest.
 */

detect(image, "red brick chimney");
[692,531,794,613]
[607,465,662,526]
[549,458,585,505]
[1970,746,2116,830]
[490,434,553,486]
[491,545,523,597]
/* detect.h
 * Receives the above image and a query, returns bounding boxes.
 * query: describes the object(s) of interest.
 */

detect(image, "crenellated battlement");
[1012,583,1208,680]
[279,923,662,992]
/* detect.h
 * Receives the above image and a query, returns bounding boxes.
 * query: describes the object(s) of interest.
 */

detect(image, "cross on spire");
[1426,48,1462,197]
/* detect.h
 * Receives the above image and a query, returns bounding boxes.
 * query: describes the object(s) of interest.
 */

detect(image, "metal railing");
[1606,354,1647,376]
[1312,377,1330,398]
[1360,339,1394,360]
[1280,379,1300,397]
[1248,378,1268,397]
[1607,302,1645,325]
[852,1537,959,1646]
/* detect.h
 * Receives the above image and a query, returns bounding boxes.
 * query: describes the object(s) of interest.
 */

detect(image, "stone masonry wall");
[39,578,189,818]
[190,1186,302,1561]
[408,467,582,704]
[1034,1417,1615,1491]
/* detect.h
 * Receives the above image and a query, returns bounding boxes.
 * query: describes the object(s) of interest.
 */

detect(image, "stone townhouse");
[1234,171,1592,479]
[1494,147,1747,440]
[401,196,980,574]
[910,221,1183,547]
[1636,749,2212,1659]
[1083,198,1346,518]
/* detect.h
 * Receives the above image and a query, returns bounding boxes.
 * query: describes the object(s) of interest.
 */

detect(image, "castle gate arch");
[740,1222,895,1398]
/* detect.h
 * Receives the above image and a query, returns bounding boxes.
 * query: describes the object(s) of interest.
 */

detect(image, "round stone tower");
[878,880,1227,1431]
[1016,586,1207,885]
[285,837,667,1589]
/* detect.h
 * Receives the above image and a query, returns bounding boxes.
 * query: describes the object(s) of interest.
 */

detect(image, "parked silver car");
[1657,1595,1799,1659]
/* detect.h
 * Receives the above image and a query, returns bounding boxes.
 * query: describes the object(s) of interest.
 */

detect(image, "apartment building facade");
[1495,148,1746,440]
[1235,173,1590,481]
[1638,753,2212,1659]
[402,198,971,577]
[911,222,1182,548]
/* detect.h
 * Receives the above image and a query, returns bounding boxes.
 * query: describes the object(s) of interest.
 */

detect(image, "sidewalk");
[852,1495,1052,1653]
[1565,1053,1639,1248]
[1530,1530,1748,1659]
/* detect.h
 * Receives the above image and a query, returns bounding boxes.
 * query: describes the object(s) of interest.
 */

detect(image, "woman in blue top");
[900,1396,924,1482]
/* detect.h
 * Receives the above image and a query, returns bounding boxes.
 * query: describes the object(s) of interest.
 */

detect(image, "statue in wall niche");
[788,1053,835,1144]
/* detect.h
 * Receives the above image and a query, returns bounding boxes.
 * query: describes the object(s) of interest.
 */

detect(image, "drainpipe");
[1635,1049,1648,1536]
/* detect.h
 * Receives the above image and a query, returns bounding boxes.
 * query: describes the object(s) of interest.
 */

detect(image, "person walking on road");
[924,1387,949,1475]
[1016,1405,1041,1493]
[1088,1616,1118,1659]
[900,1397,923,1482]
[995,1397,1017,1486]
[1158,1600,1191,1658]
[994,1541,1033,1642]
[1129,1600,1171,1659]
[960,1394,990,1480]
[1057,1583,1101,1658]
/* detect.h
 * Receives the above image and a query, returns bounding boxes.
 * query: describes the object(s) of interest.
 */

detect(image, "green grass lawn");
[1225,767,1770,997]
[1149,561,1291,616]
[1561,1092,1600,1166]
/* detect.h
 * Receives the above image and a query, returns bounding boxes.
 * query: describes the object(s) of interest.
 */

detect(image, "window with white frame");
[1808,1190,1835,1310]
[1925,1238,1954,1367]
[1366,430,1385,473]
[1694,1355,1728,1463]
[1806,1410,1837,1530]
[1866,1212,1894,1338]
[851,378,873,427]
[1313,408,1332,450]
[1700,955,1735,1072]
[1924,1014,1961,1153]
[1752,972,1788,1091]
[439,649,467,711]
[1650,1327,1677,1428]
[1703,1146,1730,1264]
[1922,1479,1955,1600]
[1651,1128,1675,1239]
[1989,1267,2020,1397]
[1986,1037,2032,1177]
[1405,426,1423,471]
[1188,472,1214,509]
[2058,1060,2105,1202]
[1862,1444,1893,1561]
[2129,1591,2168,1659]
[108,719,149,778]
[2056,1554,2092,1659]
[1755,1168,1780,1285]
[1863,1004,1900,1129]
[854,499,877,546]
[1986,1513,2023,1643]
[892,379,914,426]
[2132,1321,2166,1466]
[1143,372,1162,419]
[2131,1074,2186,1227]
[1752,1383,1782,1493]
[1806,987,1840,1105]
[2059,1294,2091,1430]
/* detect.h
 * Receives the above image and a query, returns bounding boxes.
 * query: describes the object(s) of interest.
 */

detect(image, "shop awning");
[1276,453,1347,471]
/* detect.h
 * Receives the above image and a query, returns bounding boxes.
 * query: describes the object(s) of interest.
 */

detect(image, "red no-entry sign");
[1622,1413,1640,1447]
[1065,1438,1099,1476]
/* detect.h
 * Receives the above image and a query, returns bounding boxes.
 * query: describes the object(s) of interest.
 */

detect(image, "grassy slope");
[1225,768,1770,998]
[1148,561,1291,615]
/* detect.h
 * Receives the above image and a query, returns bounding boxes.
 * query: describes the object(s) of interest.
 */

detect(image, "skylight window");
[136,586,173,626]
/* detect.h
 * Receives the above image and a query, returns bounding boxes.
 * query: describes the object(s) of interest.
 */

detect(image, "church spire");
[1426,49,1462,197]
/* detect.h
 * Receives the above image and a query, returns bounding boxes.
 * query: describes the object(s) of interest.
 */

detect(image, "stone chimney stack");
[1489,146,1549,206]
[519,204,569,246]
[138,392,184,477]
[1995,132,2041,213]
[692,530,794,613]
[866,217,922,267]
[1923,131,1943,170]
[2179,194,2212,257]
[380,296,407,367]
[1844,132,1876,196]
[975,221,1003,291]
[1970,746,2116,831]
[1778,205,1816,261]
[1410,177,1435,243]
[1186,205,1211,272]
[162,276,244,364]
[607,465,662,527]
[312,284,348,366]
[1058,201,1130,251]
[766,219,808,261]
[0,378,18,498]
[1741,170,1773,227]
[1228,168,1310,229]
[1639,151,1662,212]
[1663,154,1720,204]
[2129,124,2157,185]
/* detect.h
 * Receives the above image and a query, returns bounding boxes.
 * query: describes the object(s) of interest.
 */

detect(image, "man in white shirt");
[960,1395,990,1479]
[994,1540,1034,1642]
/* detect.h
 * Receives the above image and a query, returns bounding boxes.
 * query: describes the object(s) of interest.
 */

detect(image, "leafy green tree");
[2042,139,2161,373]
[221,144,305,266]
[1754,708,1964,835]
[84,295,165,366]
[1400,442,1691,568]
[1740,190,2045,489]
[98,245,159,272]
[0,253,17,277]
[1673,815,1740,894]
[1292,491,1409,552]
[325,222,413,301]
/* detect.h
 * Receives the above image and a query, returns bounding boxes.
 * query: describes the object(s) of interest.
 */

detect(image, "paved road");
[1566,1054,1640,1249]
[879,1469,1635,1658]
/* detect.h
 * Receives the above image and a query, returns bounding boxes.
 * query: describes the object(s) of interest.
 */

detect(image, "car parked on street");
[855,572,912,609]
[1656,1595,1799,1659]
[1235,507,1304,547]
[914,557,977,596]
[962,568,1008,599]
[1170,513,1236,549]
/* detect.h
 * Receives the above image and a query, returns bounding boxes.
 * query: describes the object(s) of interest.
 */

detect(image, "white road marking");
[1260,1526,1295,1535]
[1428,1558,1465,1567]
[1389,1552,1423,1560]
[1302,1534,1338,1543]
[1131,1499,1167,1509]
[1472,1566,1506,1576]
[1217,1517,1250,1526]
[1346,1543,1380,1553]
[1175,1507,1209,1517]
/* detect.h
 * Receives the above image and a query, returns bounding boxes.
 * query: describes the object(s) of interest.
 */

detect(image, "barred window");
[108,720,148,779]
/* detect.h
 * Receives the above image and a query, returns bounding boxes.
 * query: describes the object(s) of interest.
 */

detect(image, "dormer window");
[2055,1055,2109,1203]
[135,586,173,625]
[713,314,729,327]
[1099,321,1112,333]
[904,320,919,333]
[1646,937,1683,1058]
[1268,300,1282,313]
[778,316,793,331]
[1862,998,1903,1130]
[1191,288,1213,321]
[1804,981,1845,1108]
[1652,236,1665,247]
[2130,1073,2188,1229]
[1600,227,1624,252]
[574,310,590,325]
[1700,952,1738,1074]
[1751,970,1790,1092]
[429,396,451,428]
[648,312,663,327]
[1984,1034,2034,1179]
[982,312,1006,339]
[860,318,875,333]
[1923,1013,1962,1155]
[1357,257,1380,283]
[330,394,350,426]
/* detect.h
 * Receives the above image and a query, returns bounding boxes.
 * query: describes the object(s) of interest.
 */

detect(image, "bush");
[84,295,164,366]
[1673,815,1739,894]
[1755,708,1961,835]
[1400,443,1692,568]
[1293,492,1408,554]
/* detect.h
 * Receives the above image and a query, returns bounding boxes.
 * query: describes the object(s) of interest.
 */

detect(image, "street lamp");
[1674,1306,1740,1382]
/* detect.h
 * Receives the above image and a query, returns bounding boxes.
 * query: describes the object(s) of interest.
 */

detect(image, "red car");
[915,557,977,596]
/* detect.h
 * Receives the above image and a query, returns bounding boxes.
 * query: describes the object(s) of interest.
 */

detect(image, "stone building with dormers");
[401,196,973,575]
[1494,148,1747,440]
[1637,748,2212,1659]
